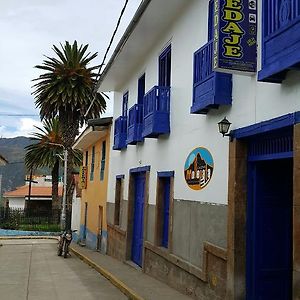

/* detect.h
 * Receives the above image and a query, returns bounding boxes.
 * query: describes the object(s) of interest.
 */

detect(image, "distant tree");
[25,118,82,208]
[32,41,106,213]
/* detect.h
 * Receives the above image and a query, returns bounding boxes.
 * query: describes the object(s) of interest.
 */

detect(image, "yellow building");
[73,117,112,252]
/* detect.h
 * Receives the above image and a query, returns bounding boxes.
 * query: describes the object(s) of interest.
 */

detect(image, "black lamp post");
[218,117,232,137]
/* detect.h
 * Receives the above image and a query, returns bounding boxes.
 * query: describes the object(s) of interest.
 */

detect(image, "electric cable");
[0,113,39,117]
[85,0,130,118]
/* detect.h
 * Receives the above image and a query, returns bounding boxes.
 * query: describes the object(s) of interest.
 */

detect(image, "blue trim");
[232,111,300,139]
[157,171,174,178]
[116,174,125,179]
[130,166,150,173]
[159,44,171,61]
[248,152,293,162]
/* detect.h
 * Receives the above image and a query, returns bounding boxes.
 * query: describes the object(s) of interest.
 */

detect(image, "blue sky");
[0,0,141,137]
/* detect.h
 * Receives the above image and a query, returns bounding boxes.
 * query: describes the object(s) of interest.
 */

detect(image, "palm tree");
[25,118,82,208]
[32,41,106,210]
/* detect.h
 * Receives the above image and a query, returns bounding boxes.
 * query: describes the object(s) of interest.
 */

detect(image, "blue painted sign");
[213,0,257,74]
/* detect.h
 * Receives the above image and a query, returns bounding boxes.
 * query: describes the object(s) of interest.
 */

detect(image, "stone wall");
[107,223,126,261]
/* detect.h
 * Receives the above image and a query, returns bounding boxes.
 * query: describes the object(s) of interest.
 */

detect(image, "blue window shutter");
[159,45,171,87]
[100,141,106,181]
[208,0,214,41]
[137,74,145,105]
[122,92,129,117]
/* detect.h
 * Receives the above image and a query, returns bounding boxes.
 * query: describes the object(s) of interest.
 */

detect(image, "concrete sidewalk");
[70,243,191,300]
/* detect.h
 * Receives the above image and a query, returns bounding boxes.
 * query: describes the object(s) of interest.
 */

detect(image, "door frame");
[226,118,300,299]
[125,166,150,268]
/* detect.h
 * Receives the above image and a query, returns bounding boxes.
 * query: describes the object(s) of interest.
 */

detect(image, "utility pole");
[25,169,38,209]
[61,148,68,230]
[46,142,68,230]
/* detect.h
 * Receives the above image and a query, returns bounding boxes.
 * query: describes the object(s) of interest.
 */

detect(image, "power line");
[0,113,39,117]
[97,0,129,78]
[85,0,130,117]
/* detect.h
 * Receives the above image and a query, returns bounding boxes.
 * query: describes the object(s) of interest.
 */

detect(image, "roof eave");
[96,0,152,91]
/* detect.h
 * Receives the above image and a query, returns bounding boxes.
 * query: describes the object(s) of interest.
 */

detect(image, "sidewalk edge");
[0,236,58,240]
[69,246,144,300]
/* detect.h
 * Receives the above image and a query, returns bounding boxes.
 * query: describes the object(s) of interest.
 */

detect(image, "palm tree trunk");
[51,159,59,210]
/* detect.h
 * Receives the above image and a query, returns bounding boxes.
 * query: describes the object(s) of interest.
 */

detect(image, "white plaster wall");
[107,0,300,206]
[8,198,25,209]
[71,194,81,232]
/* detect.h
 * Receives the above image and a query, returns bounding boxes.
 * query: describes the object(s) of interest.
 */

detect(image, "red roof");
[4,185,63,198]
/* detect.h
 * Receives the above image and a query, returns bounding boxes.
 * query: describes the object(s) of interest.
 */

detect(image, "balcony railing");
[258,0,300,82]
[127,104,143,145]
[191,40,232,114]
[142,86,170,138]
[113,116,127,150]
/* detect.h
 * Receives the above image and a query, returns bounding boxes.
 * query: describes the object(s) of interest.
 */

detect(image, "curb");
[0,236,58,240]
[69,246,144,300]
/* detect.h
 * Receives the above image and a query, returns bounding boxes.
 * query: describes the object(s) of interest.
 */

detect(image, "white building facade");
[99,0,300,299]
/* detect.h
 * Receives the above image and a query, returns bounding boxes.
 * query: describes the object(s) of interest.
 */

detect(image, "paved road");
[0,239,127,300]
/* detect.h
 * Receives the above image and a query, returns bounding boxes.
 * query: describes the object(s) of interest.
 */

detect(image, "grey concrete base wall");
[120,200,128,231]
[146,204,155,244]
[144,245,227,300]
[107,202,115,224]
[173,199,227,267]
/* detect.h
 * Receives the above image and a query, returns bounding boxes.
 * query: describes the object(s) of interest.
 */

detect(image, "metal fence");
[0,207,66,232]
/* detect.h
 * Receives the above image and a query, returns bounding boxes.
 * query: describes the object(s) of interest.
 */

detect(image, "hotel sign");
[213,0,257,74]
[79,166,87,189]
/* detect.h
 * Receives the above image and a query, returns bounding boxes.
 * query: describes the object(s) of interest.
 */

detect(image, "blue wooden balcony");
[258,0,300,82]
[113,116,127,150]
[142,86,170,138]
[127,104,143,145]
[191,40,232,114]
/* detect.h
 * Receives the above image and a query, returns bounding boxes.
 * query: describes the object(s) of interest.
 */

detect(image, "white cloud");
[0,0,142,137]
[0,118,42,138]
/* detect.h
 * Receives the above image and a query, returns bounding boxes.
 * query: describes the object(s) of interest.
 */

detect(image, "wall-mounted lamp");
[218,117,232,137]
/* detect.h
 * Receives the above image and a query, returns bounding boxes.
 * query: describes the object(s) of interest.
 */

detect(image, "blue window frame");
[127,74,145,145]
[159,45,171,87]
[90,146,95,181]
[100,141,106,181]
[122,92,129,117]
[137,74,145,105]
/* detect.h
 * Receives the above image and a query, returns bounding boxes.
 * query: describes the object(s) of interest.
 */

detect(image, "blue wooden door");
[247,159,292,299]
[162,177,170,248]
[131,173,145,266]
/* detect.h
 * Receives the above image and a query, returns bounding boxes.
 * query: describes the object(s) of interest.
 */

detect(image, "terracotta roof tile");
[4,185,63,198]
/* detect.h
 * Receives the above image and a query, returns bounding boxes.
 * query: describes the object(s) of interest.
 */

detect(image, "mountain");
[0,136,32,194]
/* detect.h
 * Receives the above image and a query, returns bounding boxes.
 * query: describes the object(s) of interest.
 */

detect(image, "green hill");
[0,136,31,194]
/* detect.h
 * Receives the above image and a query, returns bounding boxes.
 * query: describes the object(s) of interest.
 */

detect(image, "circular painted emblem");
[184,147,214,191]
[279,0,290,26]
